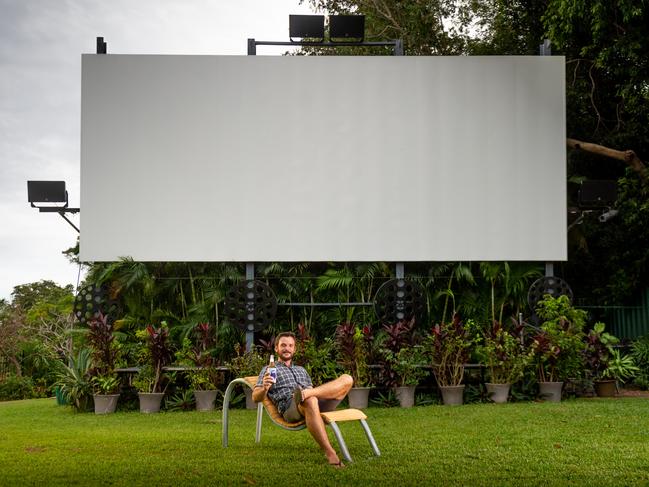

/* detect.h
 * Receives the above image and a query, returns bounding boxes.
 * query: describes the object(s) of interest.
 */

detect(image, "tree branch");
[567,138,647,181]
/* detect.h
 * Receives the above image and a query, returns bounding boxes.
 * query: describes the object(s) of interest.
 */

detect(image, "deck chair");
[221,376,380,463]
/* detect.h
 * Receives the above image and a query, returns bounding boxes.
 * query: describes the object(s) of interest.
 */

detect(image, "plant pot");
[348,387,370,409]
[395,386,416,408]
[485,383,511,404]
[594,379,616,397]
[439,385,465,405]
[194,390,218,411]
[538,381,563,402]
[244,387,256,410]
[93,394,119,414]
[138,392,165,413]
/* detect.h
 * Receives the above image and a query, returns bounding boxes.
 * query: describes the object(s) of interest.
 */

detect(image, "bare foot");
[326,452,344,468]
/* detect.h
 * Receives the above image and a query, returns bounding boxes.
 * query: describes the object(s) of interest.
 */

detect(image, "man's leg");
[298,374,353,466]
[300,396,342,466]
[301,374,353,402]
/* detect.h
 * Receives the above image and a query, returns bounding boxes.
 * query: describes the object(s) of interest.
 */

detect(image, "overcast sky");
[0,0,314,301]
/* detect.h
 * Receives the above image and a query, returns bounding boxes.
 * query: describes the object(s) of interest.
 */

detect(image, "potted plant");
[86,313,121,414]
[91,373,120,414]
[477,321,530,403]
[55,348,94,412]
[134,324,173,413]
[583,322,619,397]
[530,295,586,402]
[335,322,372,408]
[176,323,223,411]
[227,344,265,409]
[601,349,639,394]
[427,314,472,405]
[384,345,428,407]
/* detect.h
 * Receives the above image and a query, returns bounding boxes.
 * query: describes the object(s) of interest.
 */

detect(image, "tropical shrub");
[477,321,529,384]
[135,324,173,393]
[427,314,472,387]
[335,322,372,387]
[55,348,94,412]
[0,374,37,401]
[530,295,586,382]
[377,318,418,388]
[582,322,619,380]
[631,335,649,389]
[384,345,428,387]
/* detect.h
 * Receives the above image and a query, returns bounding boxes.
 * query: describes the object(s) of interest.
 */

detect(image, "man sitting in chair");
[252,331,353,468]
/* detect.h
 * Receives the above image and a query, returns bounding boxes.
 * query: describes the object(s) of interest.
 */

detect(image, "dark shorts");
[282,397,342,423]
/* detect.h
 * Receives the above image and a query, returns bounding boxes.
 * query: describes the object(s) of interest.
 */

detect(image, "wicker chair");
[221,376,380,463]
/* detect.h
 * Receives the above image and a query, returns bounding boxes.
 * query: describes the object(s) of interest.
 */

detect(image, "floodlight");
[27,180,79,233]
[329,15,365,42]
[289,15,325,42]
[28,181,67,204]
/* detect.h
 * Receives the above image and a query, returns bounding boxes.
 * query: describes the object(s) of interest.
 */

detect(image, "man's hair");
[274,331,296,347]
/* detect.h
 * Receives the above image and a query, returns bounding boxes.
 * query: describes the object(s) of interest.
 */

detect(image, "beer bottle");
[268,354,277,383]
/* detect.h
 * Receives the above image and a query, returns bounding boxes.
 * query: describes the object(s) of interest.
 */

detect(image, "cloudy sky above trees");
[0,0,312,300]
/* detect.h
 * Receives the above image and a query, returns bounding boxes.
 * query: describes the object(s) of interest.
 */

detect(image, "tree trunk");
[567,138,647,180]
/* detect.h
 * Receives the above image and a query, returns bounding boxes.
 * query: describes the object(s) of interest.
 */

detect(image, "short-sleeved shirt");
[256,362,312,414]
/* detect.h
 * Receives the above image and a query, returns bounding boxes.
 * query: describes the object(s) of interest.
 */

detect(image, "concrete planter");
[93,394,119,414]
[395,386,416,408]
[348,387,370,409]
[194,390,218,411]
[539,381,563,402]
[439,385,465,405]
[485,383,511,404]
[138,392,165,413]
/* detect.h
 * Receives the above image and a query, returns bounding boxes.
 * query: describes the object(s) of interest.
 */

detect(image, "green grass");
[1,398,649,486]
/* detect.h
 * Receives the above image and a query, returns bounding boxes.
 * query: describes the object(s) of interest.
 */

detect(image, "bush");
[0,375,36,401]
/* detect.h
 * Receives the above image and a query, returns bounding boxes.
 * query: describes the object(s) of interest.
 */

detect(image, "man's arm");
[252,371,273,403]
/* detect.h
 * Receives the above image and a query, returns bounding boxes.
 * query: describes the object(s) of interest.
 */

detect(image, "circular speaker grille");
[73,284,119,325]
[527,276,573,311]
[374,278,426,325]
[224,280,277,332]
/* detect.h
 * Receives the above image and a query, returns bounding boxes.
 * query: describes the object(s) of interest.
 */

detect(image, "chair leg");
[328,421,352,463]
[255,402,263,443]
[222,380,239,447]
[360,419,380,457]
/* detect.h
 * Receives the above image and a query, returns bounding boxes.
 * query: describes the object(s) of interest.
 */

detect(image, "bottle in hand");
[268,354,277,383]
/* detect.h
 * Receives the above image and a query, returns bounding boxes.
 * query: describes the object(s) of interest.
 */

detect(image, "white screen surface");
[80,55,566,262]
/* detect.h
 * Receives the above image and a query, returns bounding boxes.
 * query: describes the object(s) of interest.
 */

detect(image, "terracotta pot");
[138,392,165,413]
[395,386,416,408]
[194,390,218,411]
[485,383,511,404]
[594,379,616,397]
[93,394,119,414]
[439,385,465,405]
[538,381,563,402]
[348,387,370,409]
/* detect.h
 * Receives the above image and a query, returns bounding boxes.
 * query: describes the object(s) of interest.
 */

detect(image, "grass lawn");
[1,397,648,486]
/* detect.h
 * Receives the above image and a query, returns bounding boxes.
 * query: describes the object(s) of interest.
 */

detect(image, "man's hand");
[262,371,274,392]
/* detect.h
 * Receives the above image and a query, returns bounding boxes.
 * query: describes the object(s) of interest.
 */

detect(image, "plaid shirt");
[256,362,312,414]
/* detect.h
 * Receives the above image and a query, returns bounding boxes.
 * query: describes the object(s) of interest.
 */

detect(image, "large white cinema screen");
[80,55,566,262]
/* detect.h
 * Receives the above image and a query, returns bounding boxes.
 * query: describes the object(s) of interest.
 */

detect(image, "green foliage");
[165,389,195,412]
[0,374,37,401]
[583,322,619,379]
[631,335,649,389]
[227,344,266,379]
[91,374,120,395]
[477,323,530,384]
[602,349,639,384]
[383,346,428,387]
[427,315,473,387]
[335,323,371,386]
[295,336,340,386]
[55,349,94,412]
[531,295,587,382]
